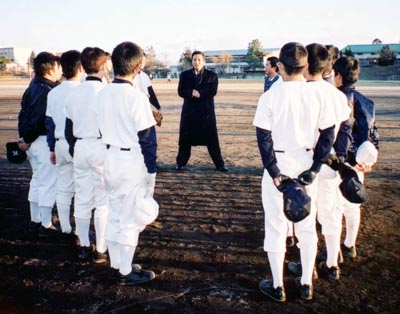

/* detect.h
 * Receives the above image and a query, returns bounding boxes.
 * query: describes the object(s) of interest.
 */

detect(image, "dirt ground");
[0,79,399,314]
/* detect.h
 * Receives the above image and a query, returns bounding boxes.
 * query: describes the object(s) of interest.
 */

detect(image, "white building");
[0,47,33,71]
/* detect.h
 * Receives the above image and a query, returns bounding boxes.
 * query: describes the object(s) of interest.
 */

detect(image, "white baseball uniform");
[95,79,157,273]
[309,80,351,268]
[46,80,80,233]
[64,78,108,252]
[253,80,335,287]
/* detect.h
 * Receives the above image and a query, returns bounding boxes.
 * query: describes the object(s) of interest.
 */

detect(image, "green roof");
[341,44,400,54]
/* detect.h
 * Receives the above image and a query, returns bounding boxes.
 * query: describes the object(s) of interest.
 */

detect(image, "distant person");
[46,50,84,235]
[64,47,109,263]
[253,42,335,302]
[176,50,227,172]
[264,56,282,92]
[333,56,379,260]
[95,41,158,286]
[323,45,340,84]
[18,52,62,237]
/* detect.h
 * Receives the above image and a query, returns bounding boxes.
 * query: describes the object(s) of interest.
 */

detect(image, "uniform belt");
[77,137,102,140]
[106,144,131,151]
[275,148,312,153]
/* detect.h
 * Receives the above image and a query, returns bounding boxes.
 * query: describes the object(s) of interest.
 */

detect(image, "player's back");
[65,80,104,138]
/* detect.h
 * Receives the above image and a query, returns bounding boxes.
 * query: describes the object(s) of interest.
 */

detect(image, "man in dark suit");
[176,50,227,172]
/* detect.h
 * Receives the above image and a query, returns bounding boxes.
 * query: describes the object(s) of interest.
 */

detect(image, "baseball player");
[288,44,352,281]
[64,47,109,263]
[133,53,161,196]
[18,52,62,237]
[46,50,83,235]
[264,56,282,92]
[95,41,157,285]
[253,42,336,301]
[333,56,378,259]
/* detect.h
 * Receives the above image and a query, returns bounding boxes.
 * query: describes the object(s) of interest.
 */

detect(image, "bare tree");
[372,38,382,44]
[219,53,233,73]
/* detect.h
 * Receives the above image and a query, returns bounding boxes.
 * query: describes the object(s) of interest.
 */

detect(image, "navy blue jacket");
[339,84,375,163]
[18,77,57,145]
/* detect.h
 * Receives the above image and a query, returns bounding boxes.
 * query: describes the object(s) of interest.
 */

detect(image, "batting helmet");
[280,178,311,223]
[6,142,27,164]
[338,163,368,203]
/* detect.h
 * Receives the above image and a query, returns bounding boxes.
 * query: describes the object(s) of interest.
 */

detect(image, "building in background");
[204,48,279,77]
[340,43,400,66]
[0,47,33,73]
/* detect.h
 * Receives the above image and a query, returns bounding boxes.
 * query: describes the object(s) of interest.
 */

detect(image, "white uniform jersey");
[95,82,155,149]
[46,80,80,139]
[133,71,151,97]
[65,80,105,138]
[253,81,336,151]
[306,80,350,142]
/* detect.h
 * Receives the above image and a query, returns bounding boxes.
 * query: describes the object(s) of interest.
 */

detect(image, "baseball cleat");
[117,266,156,286]
[295,277,313,300]
[318,261,340,280]
[259,279,286,302]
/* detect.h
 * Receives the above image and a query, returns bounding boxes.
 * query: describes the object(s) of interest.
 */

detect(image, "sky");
[1,0,399,65]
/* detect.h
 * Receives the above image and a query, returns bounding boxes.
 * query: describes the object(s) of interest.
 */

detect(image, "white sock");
[287,222,294,237]
[267,251,285,288]
[57,203,72,233]
[325,234,340,268]
[30,201,40,223]
[119,244,136,276]
[107,240,120,269]
[344,212,360,248]
[299,243,317,285]
[39,206,53,228]
[94,217,107,253]
[75,217,91,247]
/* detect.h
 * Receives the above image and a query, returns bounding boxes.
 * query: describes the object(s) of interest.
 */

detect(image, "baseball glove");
[152,111,163,127]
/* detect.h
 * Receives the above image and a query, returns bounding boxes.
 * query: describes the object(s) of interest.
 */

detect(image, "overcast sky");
[1,0,399,64]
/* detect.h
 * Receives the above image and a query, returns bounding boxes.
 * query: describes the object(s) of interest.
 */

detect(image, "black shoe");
[78,245,94,260]
[287,261,319,280]
[341,244,357,259]
[259,279,286,302]
[38,225,59,238]
[109,264,142,281]
[216,166,228,172]
[92,250,108,264]
[318,261,340,280]
[29,221,41,235]
[286,236,295,247]
[175,164,186,171]
[117,266,155,286]
[295,277,313,300]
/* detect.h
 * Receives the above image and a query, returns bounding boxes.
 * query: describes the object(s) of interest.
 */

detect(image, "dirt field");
[0,79,399,314]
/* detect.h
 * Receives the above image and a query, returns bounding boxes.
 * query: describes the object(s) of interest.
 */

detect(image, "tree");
[378,45,396,66]
[372,38,382,44]
[219,53,233,73]
[179,47,192,71]
[0,56,11,72]
[246,39,264,71]
[343,47,354,57]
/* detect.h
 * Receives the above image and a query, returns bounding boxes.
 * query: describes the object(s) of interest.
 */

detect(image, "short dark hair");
[267,56,279,69]
[81,47,107,74]
[111,41,143,76]
[33,52,60,77]
[333,56,360,85]
[192,50,205,60]
[323,44,340,77]
[279,42,307,75]
[306,43,329,75]
[60,50,81,79]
